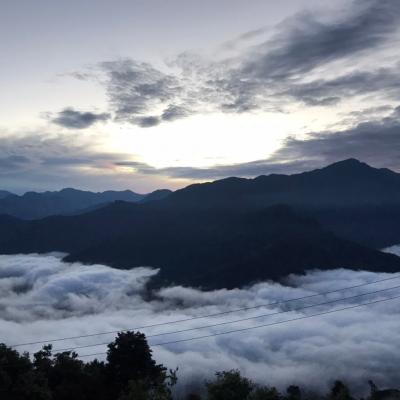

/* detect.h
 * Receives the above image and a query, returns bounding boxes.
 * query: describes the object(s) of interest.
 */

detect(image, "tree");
[286,385,301,400]
[206,370,253,400]
[368,381,378,398]
[248,386,281,400]
[82,359,108,400]
[185,394,202,400]
[117,378,171,400]
[48,351,86,400]
[106,331,174,399]
[329,381,353,400]
[0,343,51,400]
[33,345,109,400]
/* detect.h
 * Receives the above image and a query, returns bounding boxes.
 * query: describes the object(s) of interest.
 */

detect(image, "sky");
[1,0,400,193]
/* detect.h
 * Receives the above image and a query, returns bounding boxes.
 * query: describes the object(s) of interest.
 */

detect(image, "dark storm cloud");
[115,155,313,180]
[0,132,152,192]
[51,108,111,129]
[272,106,400,170]
[161,104,189,121]
[0,135,57,175]
[346,105,394,119]
[213,0,400,112]
[41,156,100,166]
[0,130,193,193]
[0,155,30,170]
[250,106,400,175]
[101,59,183,126]
[283,67,400,106]
[239,0,400,81]
[219,27,269,51]
[149,160,312,180]
[135,116,161,128]
[0,134,121,173]
[91,0,400,125]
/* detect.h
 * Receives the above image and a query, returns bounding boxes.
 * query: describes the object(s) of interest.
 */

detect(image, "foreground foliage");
[0,332,398,400]
[0,332,176,400]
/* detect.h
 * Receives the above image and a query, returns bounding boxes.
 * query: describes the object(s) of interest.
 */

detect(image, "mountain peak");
[0,190,13,200]
[59,187,84,193]
[324,158,367,169]
[316,159,382,176]
[318,159,398,178]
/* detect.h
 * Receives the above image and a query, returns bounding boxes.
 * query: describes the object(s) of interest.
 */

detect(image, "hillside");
[167,159,400,207]
[2,159,400,288]
[63,204,400,288]
[1,202,399,289]
[165,159,400,247]
[0,190,13,199]
[0,188,164,219]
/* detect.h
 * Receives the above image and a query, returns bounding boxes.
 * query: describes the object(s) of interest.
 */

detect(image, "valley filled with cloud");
[1,253,400,395]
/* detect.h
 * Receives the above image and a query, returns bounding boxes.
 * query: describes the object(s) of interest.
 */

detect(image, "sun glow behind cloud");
[102,108,337,170]
[1,0,400,193]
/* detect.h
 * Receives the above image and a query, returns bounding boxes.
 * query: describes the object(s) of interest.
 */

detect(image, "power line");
[52,284,400,353]
[0,301,152,311]
[2,291,399,367]
[11,274,400,348]
[77,293,400,359]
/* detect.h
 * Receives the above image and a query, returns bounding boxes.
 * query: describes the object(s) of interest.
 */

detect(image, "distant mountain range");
[0,190,13,199]
[1,159,400,289]
[0,188,172,219]
[165,158,400,248]
[169,158,400,208]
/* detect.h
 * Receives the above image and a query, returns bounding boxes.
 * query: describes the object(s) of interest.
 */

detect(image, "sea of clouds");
[0,253,400,396]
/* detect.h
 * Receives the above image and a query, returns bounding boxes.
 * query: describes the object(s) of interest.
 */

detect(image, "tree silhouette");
[329,381,353,400]
[248,386,281,400]
[286,385,302,400]
[106,331,175,399]
[206,370,253,400]
[1,335,400,400]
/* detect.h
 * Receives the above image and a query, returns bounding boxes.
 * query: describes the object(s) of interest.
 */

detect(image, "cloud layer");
[3,103,400,193]
[113,105,400,180]
[5,0,400,192]
[1,253,400,396]
[71,0,400,127]
[0,131,186,194]
[50,108,111,129]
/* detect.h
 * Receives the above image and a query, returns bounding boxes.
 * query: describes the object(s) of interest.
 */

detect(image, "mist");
[0,253,399,395]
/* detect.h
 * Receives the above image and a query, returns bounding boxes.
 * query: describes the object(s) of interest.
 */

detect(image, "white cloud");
[1,254,399,395]
[382,244,400,257]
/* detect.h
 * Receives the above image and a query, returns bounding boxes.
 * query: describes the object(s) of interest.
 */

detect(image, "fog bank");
[0,253,399,395]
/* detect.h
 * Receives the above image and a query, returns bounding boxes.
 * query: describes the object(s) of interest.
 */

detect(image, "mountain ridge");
[2,159,400,288]
[0,190,13,199]
[0,188,172,219]
[168,158,400,208]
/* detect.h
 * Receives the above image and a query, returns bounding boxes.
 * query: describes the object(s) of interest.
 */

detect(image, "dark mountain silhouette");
[140,189,173,203]
[2,159,400,288]
[167,159,400,208]
[0,190,13,199]
[0,160,400,288]
[0,201,399,289]
[164,159,400,247]
[0,188,169,219]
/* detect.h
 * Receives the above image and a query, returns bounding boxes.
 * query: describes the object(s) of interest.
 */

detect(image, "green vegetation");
[0,331,398,400]
[0,332,176,400]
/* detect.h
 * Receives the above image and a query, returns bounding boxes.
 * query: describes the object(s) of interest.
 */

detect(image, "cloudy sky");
[1,0,400,193]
